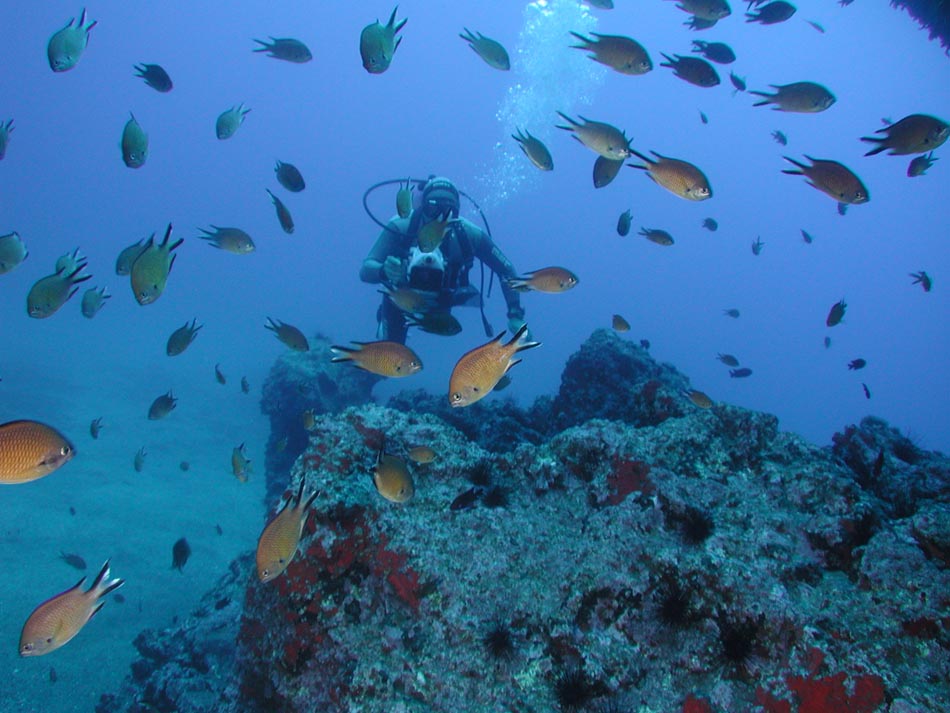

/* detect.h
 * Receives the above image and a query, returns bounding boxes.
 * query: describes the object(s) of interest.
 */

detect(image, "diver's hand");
[507,316,534,343]
[382,256,406,286]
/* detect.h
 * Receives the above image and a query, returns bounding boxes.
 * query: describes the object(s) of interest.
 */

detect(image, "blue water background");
[0,1,948,709]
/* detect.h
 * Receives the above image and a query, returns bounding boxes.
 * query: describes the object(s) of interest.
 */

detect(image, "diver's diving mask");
[407,247,445,293]
[421,177,460,220]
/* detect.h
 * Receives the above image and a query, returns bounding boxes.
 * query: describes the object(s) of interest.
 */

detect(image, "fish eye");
[61,445,71,456]
[451,392,461,402]
[46,637,53,644]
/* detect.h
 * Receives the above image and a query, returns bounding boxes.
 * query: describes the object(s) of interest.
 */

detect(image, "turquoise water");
[0,1,948,709]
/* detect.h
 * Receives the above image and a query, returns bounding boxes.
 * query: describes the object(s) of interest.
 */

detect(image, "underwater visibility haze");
[0,1,949,711]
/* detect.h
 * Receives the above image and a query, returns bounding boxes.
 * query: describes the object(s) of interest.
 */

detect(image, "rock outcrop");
[104,331,950,712]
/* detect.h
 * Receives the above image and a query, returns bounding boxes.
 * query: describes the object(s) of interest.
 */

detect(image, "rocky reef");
[104,330,949,712]
[889,0,950,52]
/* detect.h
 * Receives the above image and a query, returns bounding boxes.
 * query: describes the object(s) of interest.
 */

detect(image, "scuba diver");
[360,175,527,344]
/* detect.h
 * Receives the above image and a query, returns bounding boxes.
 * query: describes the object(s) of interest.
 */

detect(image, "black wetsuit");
[360,213,524,343]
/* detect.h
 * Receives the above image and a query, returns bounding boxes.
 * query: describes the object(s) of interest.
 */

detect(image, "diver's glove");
[382,256,406,286]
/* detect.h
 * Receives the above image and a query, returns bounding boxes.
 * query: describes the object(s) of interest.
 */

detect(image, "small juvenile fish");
[130,224,183,305]
[593,155,624,188]
[197,226,255,254]
[171,538,191,572]
[772,130,788,145]
[751,82,835,113]
[0,231,28,274]
[848,358,866,370]
[639,227,674,246]
[20,561,123,656]
[216,104,250,140]
[617,209,632,236]
[659,54,720,88]
[723,308,740,318]
[396,178,414,217]
[241,377,250,394]
[612,314,630,332]
[373,448,414,503]
[133,63,172,92]
[331,341,423,378]
[59,552,86,570]
[806,20,825,33]
[89,418,103,440]
[231,443,251,482]
[27,265,92,319]
[824,336,832,349]
[265,317,310,351]
[729,368,753,378]
[121,113,148,168]
[0,420,76,485]
[512,129,553,171]
[862,383,871,400]
[360,6,407,74]
[729,72,746,93]
[133,447,146,473]
[752,236,765,255]
[569,32,652,75]
[907,152,938,177]
[556,112,632,160]
[252,37,312,63]
[0,119,14,160]
[699,111,709,125]
[180,461,190,472]
[55,248,86,275]
[702,218,718,232]
[801,229,813,244]
[301,410,316,430]
[115,237,149,276]
[685,389,713,408]
[460,28,509,70]
[275,160,305,192]
[909,271,932,292]
[256,481,318,581]
[215,364,226,385]
[148,391,177,420]
[407,445,437,464]
[837,202,848,216]
[826,299,847,327]
[862,114,948,156]
[405,311,463,336]
[449,324,540,407]
[166,319,202,356]
[717,353,739,367]
[691,40,735,64]
[266,189,295,234]
[47,9,97,73]
[507,267,579,293]
[628,150,712,201]
[80,287,109,319]
[782,155,869,205]
[746,1,797,24]
[49,667,57,683]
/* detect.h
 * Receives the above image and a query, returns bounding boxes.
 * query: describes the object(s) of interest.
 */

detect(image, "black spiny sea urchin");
[482,622,515,661]
[553,667,607,711]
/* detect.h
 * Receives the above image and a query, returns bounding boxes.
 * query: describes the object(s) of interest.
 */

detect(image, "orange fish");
[782,155,869,205]
[19,560,124,656]
[256,481,318,582]
[231,443,252,482]
[373,448,414,502]
[507,267,579,293]
[0,420,74,484]
[612,314,630,332]
[628,150,712,201]
[407,445,436,464]
[449,324,540,407]
[331,340,422,378]
[685,389,714,408]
